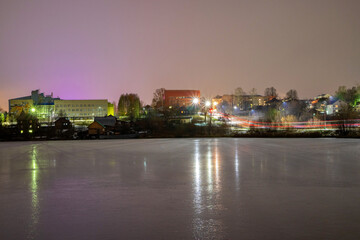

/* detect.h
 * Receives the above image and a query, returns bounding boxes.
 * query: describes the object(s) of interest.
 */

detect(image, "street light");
[205,101,211,107]
[31,108,35,113]
[191,98,200,115]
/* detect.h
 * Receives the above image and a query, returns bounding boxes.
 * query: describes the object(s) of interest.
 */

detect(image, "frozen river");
[0,138,360,240]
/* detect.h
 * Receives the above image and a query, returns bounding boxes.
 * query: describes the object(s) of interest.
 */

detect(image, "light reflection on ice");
[192,139,224,240]
[28,145,39,240]
[193,140,201,215]
[235,142,239,190]
[207,145,212,192]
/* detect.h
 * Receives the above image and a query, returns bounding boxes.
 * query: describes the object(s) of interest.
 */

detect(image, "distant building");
[9,90,60,120]
[94,116,117,128]
[54,117,73,138]
[310,95,339,114]
[88,116,118,137]
[164,90,200,108]
[212,96,223,109]
[16,111,40,136]
[326,99,346,115]
[212,94,265,111]
[55,117,72,130]
[8,89,115,122]
[88,121,106,136]
[54,99,114,120]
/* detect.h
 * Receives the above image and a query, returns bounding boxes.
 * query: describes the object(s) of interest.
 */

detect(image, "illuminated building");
[212,94,265,111]
[54,100,114,120]
[17,111,40,136]
[9,90,114,122]
[9,90,60,120]
[164,90,200,108]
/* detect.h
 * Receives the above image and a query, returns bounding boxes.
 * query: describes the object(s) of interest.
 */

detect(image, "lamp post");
[204,101,211,123]
[324,111,326,129]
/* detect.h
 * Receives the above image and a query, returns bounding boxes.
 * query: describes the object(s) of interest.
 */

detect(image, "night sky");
[1,0,360,110]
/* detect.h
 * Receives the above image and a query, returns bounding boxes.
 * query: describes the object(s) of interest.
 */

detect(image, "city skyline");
[1,0,360,110]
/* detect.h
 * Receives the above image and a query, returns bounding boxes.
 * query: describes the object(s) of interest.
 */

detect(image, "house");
[54,117,73,138]
[326,99,346,115]
[88,116,118,136]
[94,116,117,128]
[55,117,72,130]
[16,111,39,136]
[88,121,106,136]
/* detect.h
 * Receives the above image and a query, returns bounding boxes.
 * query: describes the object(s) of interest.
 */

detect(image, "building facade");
[212,94,265,111]
[9,90,60,121]
[9,90,114,122]
[54,100,114,120]
[164,90,200,108]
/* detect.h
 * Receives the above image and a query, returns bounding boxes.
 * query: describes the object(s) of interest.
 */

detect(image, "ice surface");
[0,138,360,240]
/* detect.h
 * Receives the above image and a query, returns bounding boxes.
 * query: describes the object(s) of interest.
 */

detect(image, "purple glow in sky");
[1,0,360,110]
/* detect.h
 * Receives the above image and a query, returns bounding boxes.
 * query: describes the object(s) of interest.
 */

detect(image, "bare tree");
[250,88,257,96]
[151,88,165,109]
[234,87,245,96]
[286,89,298,101]
[234,87,245,109]
[264,87,278,99]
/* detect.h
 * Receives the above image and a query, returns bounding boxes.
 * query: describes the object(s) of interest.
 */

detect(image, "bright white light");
[193,98,199,104]
[233,106,237,109]
[31,108,35,112]
[213,101,218,106]
[205,101,211,107]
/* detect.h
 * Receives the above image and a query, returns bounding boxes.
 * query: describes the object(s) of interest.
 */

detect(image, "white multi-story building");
[54,100,113,120]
